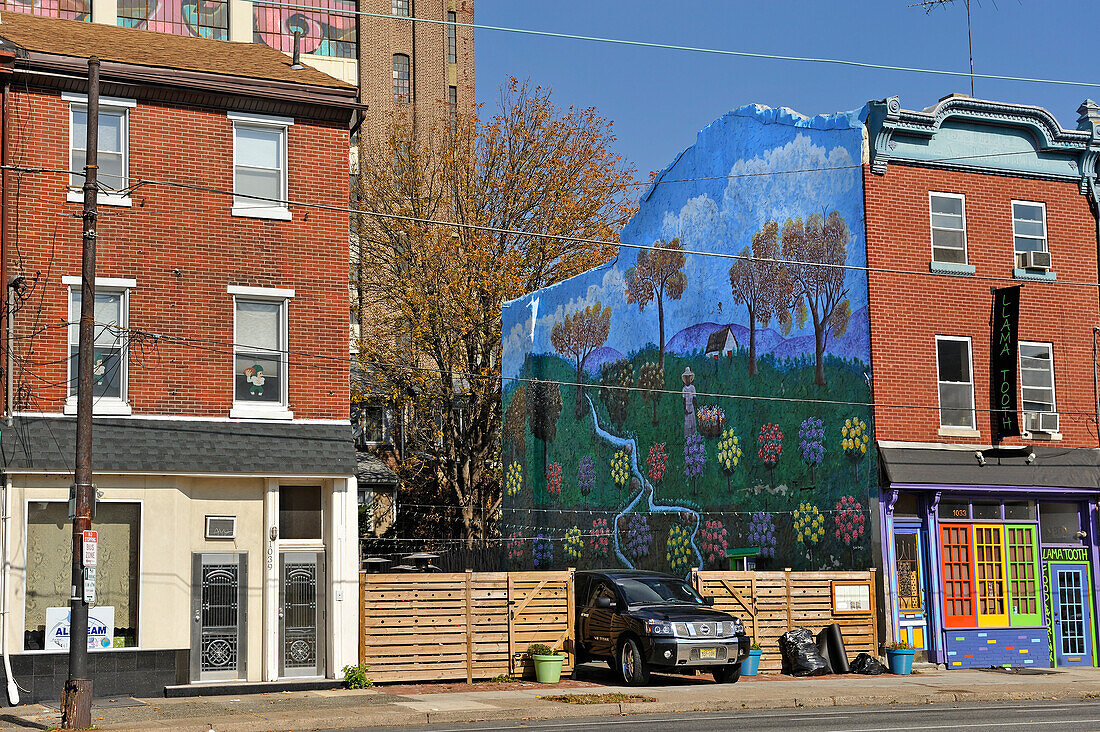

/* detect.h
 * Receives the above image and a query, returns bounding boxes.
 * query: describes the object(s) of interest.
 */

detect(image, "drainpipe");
[1088,176,1100,447]
[2,78,9,427]
[1,474,15,706]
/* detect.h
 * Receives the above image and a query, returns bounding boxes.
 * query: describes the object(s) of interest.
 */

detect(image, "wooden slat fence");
[360,570,573,683]
[692,569,879,674]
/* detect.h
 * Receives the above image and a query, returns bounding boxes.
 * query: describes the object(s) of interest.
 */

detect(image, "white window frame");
[935,335,976,433]
[229,285,294,419]
[62,276,135,416]
[64,93,135,208]
[1019,340,1056,416]
[928,191,968,265]
[1012,200,1048,255]
[229,112,293,222]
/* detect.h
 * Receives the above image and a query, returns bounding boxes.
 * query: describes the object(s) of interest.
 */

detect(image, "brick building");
[866,95,1100,669]
[0,12,361,700]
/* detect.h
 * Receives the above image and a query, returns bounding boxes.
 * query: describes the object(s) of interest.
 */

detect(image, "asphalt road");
[351,700,1100,732]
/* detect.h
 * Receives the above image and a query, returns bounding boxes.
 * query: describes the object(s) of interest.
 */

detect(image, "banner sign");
[1042,547,1089,562]
[990,285,1022,440]
[44,606,115,650]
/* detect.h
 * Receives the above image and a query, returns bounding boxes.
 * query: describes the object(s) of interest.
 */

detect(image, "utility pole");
[60,55,99,731]
[910,0,976,96]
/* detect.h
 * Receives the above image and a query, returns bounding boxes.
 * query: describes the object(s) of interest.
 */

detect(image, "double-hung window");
[1020,341,1055,414]
[1012,201,1047,254]
[936,336,975,430]
[392,0,409,16]
[64,277,133,415]
[446,11,457,63]
[929,192,967,265]
[230,286,292,418]
[230,112,291,221]
[65,93,134,206]
[393,54,411,103]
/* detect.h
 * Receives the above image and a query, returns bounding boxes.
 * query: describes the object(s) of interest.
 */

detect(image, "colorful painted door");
[893,526,929,651]
[1049,563,1095,667]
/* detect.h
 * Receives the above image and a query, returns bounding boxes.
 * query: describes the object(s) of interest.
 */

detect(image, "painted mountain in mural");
[664,307,869,362]
[584,346,627,375]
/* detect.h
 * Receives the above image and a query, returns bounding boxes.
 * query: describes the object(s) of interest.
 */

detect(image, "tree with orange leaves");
[625,238,686,371]
[352,79,636,544]
[550,302,612,417]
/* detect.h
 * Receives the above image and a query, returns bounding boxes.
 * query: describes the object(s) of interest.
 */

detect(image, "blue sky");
[474,0,1099,183]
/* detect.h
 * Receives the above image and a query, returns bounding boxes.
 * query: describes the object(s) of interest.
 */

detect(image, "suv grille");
[673,621,737,638]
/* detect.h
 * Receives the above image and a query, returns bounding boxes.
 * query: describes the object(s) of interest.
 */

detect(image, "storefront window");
[894,493,919,517]
[1004,501,1036,521]
[939,501,969,520]
[974,525,1008,625]
[972,501,1001,521]
[1039,502,1082,545]
[280,486,322,540]
[1006,525,1041,625]
[941,524,976,627]
[24,502,140,650]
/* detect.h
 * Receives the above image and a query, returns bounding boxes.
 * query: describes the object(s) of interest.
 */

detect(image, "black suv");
[574,569,751,686]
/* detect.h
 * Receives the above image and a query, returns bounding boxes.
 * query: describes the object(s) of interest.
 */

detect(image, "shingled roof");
[0,10,353,90]
[1,416,356,476]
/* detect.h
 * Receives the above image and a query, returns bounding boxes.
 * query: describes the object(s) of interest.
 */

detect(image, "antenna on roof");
[291,31,304,70]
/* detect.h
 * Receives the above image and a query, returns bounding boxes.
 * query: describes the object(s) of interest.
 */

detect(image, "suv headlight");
[724,620,745,636]
[645,620,674,636]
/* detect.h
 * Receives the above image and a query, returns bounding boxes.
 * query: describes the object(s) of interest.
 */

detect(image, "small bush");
[526,643,555,657]
[750,641,762,651]
[343,663,373,689]
[885,641,913,650]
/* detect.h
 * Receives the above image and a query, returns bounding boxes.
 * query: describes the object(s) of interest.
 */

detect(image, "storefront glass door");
[1049,563,1095,667]
[279,551,326,678]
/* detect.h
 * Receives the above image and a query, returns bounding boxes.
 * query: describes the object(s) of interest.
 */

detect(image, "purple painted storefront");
[879,444,1100,669]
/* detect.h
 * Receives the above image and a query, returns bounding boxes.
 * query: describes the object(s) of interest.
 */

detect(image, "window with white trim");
[929,192,967,264]
[233,296,289,410]
[1020,341,1055,413]
[67,94,134,204]
[68,287,127,405]
[231,114,290,219]
[1012,201,1047,254]
[936,336,975,429]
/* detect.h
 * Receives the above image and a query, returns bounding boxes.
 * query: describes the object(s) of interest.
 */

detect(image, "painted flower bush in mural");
[841,417,869,481]
[747,511,777,559]
[700,519,729,566]
[758,423,783,496]
[716,429,742,493]
[507,531,525,562]
[589,517,612,556]
[577,456,596,507]
[793,502,825,564]
[799,417,826,487]
[505,462,524,497]
[697,404,726,438]
[610,450,631,500]
[546,462,562,499]
[638,361,664,426]
[647,443,668,485]
[685,433,706,495]
[834,495,866,552]
[667,525,693,574]
[622,513,653,560]
[533,533,553,568]
[564,526,584,561]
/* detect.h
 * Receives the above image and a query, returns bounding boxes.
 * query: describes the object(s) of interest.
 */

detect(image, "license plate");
[699,648,717,660]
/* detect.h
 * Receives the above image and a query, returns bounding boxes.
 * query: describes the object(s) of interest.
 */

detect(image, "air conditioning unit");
[1024,411,1059,434]
[1016,250,1052,270]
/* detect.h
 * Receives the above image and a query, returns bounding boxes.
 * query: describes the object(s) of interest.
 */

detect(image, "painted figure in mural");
[682,367,697,437]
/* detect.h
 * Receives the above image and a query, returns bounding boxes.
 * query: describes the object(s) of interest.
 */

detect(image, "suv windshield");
[617,577,704,606]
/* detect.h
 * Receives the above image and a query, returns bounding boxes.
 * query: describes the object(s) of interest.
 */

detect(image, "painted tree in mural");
[728,220,794,376]
[638,361,664,425]
[625,238,687,371]
[527,379,562,463]
[501,383,527,464]
[352,77,636,543]
[781,211,851,387]
[600,358,634,431]
[551,303,612,416]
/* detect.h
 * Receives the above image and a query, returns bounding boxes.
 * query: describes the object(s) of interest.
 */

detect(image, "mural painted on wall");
[501,104,876,576]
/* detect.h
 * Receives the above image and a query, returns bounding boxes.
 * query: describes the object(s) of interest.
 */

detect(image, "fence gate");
[506,571,575,676]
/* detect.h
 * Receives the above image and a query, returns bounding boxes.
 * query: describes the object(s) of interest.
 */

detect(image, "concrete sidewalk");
[3,664,1100,731]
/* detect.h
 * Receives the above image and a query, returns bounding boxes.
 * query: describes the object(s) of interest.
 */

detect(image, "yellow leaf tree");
[352,79,636,544]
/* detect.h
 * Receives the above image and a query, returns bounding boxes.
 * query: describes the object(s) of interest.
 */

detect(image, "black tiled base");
[4,650,186,703]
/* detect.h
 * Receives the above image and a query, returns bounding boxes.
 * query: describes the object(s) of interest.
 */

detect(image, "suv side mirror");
[595,596,613,610]
[703,596,715,606]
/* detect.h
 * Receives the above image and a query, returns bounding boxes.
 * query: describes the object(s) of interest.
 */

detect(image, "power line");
[247,0,1100,91]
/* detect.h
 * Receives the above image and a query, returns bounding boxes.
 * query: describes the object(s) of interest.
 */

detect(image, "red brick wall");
[864,163,1100,447]
[1,87,350,420]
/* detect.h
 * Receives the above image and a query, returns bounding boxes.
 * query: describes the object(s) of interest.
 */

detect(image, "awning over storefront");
[1,416,356,476]
[878,442,1100,490]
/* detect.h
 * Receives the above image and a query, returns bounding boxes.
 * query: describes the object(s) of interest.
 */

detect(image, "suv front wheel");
[713,663,742,683]
[618,637,651,686]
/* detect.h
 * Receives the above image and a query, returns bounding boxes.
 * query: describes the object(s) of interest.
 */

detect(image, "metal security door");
[191,553,247,682]
[1050,563,1094,667]
[280,551,325,677]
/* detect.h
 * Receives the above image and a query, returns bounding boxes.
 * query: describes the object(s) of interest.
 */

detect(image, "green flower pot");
[532,654,564,683]
[742,649,762,676]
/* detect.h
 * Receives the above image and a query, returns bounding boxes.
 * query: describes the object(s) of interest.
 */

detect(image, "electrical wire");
[247,1,1100,91]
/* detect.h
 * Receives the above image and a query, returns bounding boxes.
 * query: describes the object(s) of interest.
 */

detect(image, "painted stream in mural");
[585,395,703,572]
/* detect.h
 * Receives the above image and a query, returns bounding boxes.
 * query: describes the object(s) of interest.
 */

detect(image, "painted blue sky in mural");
[502,103,868,382]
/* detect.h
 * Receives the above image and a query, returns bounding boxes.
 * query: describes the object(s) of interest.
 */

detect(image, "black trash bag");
[849,652,888,675]
[778,628,830,676]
